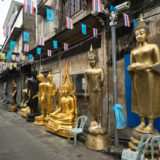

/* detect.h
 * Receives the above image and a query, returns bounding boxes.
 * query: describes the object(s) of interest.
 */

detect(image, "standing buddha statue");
[45,64,78,138]
[128,14,160,159]
[34,73,47,126]
[46,72,57,116]
[9,81,17,112]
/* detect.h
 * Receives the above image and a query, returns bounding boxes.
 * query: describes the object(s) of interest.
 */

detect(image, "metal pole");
[110,11,119,146]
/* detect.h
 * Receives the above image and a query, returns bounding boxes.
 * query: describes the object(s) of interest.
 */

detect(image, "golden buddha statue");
[127,15,160,133]
[128,15,160,159]
[20,80,29,108]
[20,79,30,118]
[45,64,78,138]
[85,45,111,151]
[9,81,17,112]
[46,72,57,116]
[34,73,47,126]
[85,45,104,128]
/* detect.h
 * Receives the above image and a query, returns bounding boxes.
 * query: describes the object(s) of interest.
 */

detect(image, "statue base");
[45,119,74,138]
[20,106,30,119]
[8,105,17,112]
[129,129,160,160]
[86,127,111,151]
[34,115,45,126]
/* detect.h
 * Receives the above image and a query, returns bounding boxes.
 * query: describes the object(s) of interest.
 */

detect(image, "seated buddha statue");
[9,81,18,112]
[45,64,78,138]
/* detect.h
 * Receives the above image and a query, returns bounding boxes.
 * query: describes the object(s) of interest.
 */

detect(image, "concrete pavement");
[0,104,119,160]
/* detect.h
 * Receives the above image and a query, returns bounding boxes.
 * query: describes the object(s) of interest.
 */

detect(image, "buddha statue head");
[62,82,70,96]
[38,74,44,83]
[12,81,17,86]
[47,72,53,82]
[88,44,98,68]
[135,14,150,43]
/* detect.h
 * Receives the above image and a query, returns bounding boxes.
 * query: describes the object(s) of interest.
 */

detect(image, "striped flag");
[38,36,45,46]
[23,0,34,14]
[66,17,74,29]
[123,13,130,27]
[16,56,20,62]
[93,28,98,37]
[19,53,23,60]
[64,43,68,51]
[92,0,102,12]
[6,63,9,68]
[12,55,16,61]
[47,50,52,56]
[3,25,11,37]
[24,44,29,52]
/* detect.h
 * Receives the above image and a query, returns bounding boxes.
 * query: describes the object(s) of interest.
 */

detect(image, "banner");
[46,8,54,22]
[37,47,41,55]
[53,40,58,49]
[81,23,86,35]
[10,41,16,50]
[0,53,5,59]
[23,31,30,42]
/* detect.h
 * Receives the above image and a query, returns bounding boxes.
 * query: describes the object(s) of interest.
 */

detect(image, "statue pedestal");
[20,106,30,119]
[129,129,160,160]
[34,115,45,126]
[86,127,111,151]
[9,105,17,112]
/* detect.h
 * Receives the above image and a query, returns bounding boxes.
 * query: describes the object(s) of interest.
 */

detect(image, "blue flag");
[23,31,30,42]
[37,47,41,55]
[133,19,136,29]
[29,54,33,60]
[46,8,54,22]
[6,51,12,59]
[81,23,86,35]
[10,41,16,50]
[110,5,116,13]
[53,40,58,49]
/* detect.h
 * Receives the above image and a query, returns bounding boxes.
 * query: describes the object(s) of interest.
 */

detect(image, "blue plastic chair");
[68,115,88,147]
[121,134,151,160]
[151,135,160,160]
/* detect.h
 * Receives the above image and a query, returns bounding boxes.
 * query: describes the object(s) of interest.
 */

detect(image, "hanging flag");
[22,55,25,61]
[0,53,6,59]
[123,13,130,27]
[23,0,34,14]
[92,0,102,12]
[29,54,33,61]
[7,51,12,58]
[46,8,54,22]
[16,56,20,62]
[3,65,6,70]
[93,28,98,38]
[19,53,23,60]
[64,43,68,51]
[3,25,11,37]
[24,44,29,52]
[23,31,30,42]
[10,62,13,70]
[47,50,52,56]
[110,5,116,13]
[38,36,45,46]
[11,54,16,61]
[53,40,58,49]
[66,17,74,29]
[133,19,136,29]
[37,47,41,55]
[81,24,87,35]
[10,41,16,50]
[6,63,9,68]
[14,63,17,68]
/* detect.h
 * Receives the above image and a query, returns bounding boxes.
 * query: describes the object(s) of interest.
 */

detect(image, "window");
[72,73,86,95]
[43,18,51,36]
[71,0,82,16]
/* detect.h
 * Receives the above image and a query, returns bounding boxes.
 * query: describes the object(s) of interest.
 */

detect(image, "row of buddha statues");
[7,14,160,158]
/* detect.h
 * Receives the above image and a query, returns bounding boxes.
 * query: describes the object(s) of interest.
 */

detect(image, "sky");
[0,0,24,47]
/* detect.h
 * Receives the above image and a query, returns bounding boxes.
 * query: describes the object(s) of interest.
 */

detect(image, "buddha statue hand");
[128,63,147,72]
